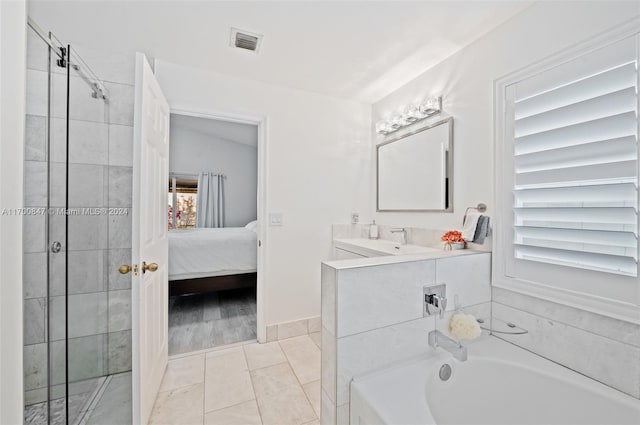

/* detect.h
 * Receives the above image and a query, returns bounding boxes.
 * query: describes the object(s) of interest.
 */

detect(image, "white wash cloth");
[461,212,481,241]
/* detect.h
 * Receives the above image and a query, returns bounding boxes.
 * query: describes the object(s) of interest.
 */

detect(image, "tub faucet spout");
[429,330,467,361]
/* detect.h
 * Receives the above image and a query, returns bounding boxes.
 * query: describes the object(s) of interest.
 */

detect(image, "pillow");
[245,220,258,232]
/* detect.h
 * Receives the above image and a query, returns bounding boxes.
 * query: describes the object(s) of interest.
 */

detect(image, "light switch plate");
[269,212,283,226]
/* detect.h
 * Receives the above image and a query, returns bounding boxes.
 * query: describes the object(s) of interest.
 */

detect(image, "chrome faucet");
[429,330,468,361]
[390,227,407,245]
[424,284,447,318]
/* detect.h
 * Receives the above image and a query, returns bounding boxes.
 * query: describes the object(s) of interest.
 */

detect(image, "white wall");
[371,1,640,231]
[157,61,371,325]
[0,0,26,422]
[368,1,640,398]
[169,123,258,228]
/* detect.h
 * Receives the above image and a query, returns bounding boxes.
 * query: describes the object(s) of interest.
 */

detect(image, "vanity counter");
[330,237,486,270]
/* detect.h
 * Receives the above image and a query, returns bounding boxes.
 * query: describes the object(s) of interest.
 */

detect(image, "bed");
[168,224,257,295]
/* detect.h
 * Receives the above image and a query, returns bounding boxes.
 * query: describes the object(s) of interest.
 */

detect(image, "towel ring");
[463,203,487,225]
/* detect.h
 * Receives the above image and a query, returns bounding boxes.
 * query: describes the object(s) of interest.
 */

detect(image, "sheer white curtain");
[196,172,225,228]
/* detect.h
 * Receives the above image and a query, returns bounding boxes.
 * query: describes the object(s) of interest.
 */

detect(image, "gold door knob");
[119,264,139,275]
[142,262,158,273]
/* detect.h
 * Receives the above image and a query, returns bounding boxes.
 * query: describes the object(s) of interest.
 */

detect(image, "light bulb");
[405,105,422,122]
[419,97,441,115]
[391,115,408,129]
[375,121,393,135]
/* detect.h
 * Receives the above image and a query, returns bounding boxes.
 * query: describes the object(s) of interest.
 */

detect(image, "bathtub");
[350,335,640,425]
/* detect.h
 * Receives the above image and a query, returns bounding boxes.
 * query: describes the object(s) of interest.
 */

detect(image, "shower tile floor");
[24,373,132,425]
[150,333,322,425]
[24,393,88,425]
[79,372,132,425]
[169,287,257,355]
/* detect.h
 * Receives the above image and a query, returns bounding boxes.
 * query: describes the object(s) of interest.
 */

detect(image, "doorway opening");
[166,112,263,355]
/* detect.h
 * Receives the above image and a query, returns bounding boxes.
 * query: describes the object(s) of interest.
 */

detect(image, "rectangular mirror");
[377,117,453,212]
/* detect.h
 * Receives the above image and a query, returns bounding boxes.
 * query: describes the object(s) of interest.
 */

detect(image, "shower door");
[24,19,133,425]
[24,21,71,425]
[64,45,132,425]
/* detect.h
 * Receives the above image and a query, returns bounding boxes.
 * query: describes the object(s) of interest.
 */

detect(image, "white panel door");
[131,53,170,425]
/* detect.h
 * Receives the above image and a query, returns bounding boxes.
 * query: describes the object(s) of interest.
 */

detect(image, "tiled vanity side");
[321,252,491,424]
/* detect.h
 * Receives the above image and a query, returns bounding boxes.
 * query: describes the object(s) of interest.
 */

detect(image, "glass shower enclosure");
[23,19,132,425]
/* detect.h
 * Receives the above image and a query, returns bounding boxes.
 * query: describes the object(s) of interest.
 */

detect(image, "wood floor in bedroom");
[168,287,257,355]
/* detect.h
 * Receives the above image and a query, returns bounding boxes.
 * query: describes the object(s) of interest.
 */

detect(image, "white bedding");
[168,227,257,280]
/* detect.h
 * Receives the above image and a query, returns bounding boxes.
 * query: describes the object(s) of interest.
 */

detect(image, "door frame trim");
[0,1,26,422]
[168,105,268,343]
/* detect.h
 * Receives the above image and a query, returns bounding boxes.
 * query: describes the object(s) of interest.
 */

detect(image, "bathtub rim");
[350,334,640,425]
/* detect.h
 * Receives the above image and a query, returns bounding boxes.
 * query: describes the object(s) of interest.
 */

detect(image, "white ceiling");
[171,114,258,148]
[28,1,532,103]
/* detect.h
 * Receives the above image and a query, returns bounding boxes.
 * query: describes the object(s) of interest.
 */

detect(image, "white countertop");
[327,238,489,270]
[334,238,441,255]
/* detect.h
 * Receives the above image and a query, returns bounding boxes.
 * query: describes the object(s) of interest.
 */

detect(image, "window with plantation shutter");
[496,32,640,315]
[513,60,638,276]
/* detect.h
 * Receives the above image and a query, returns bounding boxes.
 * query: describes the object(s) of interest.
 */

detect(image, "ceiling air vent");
[230,28,262,53]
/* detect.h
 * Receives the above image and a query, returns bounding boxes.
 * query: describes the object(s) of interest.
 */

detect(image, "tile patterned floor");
[150,333,322,425]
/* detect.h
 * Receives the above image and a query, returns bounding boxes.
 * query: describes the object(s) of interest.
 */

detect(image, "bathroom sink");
[333,238,441,257]
[388,244,440,255]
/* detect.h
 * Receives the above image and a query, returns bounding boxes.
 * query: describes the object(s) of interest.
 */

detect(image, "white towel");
[461,212,481,241]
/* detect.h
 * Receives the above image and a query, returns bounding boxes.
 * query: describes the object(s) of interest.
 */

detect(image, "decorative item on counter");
[441,230,466,250]
[449,312,482,340]
[369,220,379,240]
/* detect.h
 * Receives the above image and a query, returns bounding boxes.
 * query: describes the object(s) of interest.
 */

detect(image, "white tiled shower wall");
[23,30,134,405]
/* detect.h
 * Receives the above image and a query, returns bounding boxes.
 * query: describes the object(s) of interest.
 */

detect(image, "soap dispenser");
[369,220,379,240]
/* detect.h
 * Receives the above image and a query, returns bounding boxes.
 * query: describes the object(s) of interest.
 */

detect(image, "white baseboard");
[266,316,321,342]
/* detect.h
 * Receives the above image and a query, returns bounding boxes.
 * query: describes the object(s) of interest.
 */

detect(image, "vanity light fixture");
[391,115,409,129]
[376,96,442,135]
[404,105,422,123]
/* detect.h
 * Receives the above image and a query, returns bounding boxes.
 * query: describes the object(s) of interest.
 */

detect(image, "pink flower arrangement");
[441,230,465,244]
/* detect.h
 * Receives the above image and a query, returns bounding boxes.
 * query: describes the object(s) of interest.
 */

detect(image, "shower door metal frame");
[27,20,66,425]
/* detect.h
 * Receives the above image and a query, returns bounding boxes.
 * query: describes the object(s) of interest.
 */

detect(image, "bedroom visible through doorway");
[167,113,259,355]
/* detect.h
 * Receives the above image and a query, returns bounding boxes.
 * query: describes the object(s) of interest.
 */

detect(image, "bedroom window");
[494,32,640,319]
[168,177,198,229]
